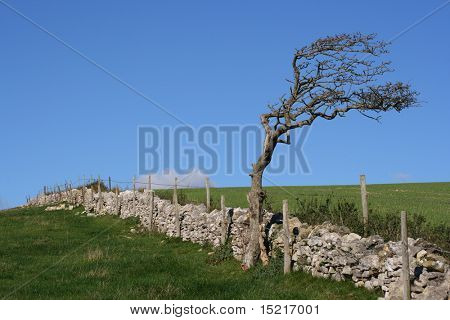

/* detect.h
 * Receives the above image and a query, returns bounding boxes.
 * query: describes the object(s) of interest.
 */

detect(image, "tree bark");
[242,132,277,268]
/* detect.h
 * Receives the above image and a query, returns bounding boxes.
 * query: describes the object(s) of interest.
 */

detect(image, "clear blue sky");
[1,0,449,209]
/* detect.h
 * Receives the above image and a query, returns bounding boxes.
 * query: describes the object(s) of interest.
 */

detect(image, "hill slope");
[0,206,377,299]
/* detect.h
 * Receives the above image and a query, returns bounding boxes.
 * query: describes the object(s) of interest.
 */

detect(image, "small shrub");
[83,180,109,192]
[293,195,449,253]
[263,193,274,212]
[252,248,284,280]
[206,242,234,265]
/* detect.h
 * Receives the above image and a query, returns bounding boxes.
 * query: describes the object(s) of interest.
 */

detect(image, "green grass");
[156,182,450,226]
[0,206,377,300]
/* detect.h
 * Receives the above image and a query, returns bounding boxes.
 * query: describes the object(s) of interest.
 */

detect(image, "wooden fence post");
[97,175,102,212]
[115,186,120,216]
[145,176,153,228]
[69,181,73,204]
[90,182,94,201]
[401,211,411,300]
[81,184,85,203]
[205,177,210,212]
[283,199,291,274]
[66,182,70,204]
[64,181,69,200]
[220,195,227,245]
[173,177,181,237]
[360,174,369,236]
[149,190,154,230]
[81,176,85,204]
[173,177,178,205]
[133,176,136,216]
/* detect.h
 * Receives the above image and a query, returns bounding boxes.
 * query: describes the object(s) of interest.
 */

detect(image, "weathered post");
[82,176,86,204]
[89,183,94,209]
[115,186,120,216]
[64,181,69,201]
[205,177,211,212]
[69,181,73,204]
[220,195,227,245]
[81,183,85,204]
[283,199,291,274]
[146,177,153,228]
[173,177,178,205]
[66,182,70,204]
[174,177,181,237]
[97,175,102,212]
[401,211,411,300]
[149,190,154,230]
[360,174,369,236]
[133,176,136,216]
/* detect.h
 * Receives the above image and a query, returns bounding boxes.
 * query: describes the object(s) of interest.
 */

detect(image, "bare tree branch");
[258,33,418,139]
[243,32,419,268]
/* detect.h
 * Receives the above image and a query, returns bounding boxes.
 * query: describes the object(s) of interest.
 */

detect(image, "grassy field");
[157,182,450,226]
[0,206,377,300]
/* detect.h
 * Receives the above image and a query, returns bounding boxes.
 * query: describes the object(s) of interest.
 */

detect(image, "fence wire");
[33,175,205,199]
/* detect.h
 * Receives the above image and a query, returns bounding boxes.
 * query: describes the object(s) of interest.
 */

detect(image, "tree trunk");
[242,132,277,268]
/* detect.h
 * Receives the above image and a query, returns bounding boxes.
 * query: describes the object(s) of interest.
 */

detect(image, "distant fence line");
[31,174,373,232]
[29,175,211,214]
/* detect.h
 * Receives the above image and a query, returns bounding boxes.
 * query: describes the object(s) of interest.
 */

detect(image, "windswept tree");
[243,33,418,268]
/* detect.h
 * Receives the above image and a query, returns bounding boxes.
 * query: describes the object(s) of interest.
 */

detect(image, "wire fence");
[28,174,213,211]
[34,175,199,195]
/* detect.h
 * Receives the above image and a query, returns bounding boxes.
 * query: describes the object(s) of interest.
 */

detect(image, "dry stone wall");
[28,188,449,300]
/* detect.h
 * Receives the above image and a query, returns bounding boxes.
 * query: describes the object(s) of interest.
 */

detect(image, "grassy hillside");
[0,206,377,299]
[157,182,450,226]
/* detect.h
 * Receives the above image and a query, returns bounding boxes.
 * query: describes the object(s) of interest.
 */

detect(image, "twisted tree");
[243,33,418,268]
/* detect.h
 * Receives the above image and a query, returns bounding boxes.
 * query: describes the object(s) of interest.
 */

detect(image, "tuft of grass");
[252,248,284,280]
[83,268,109,279]
[85,247,105,262]
[206,242,234,265]
[0,206,377,300]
